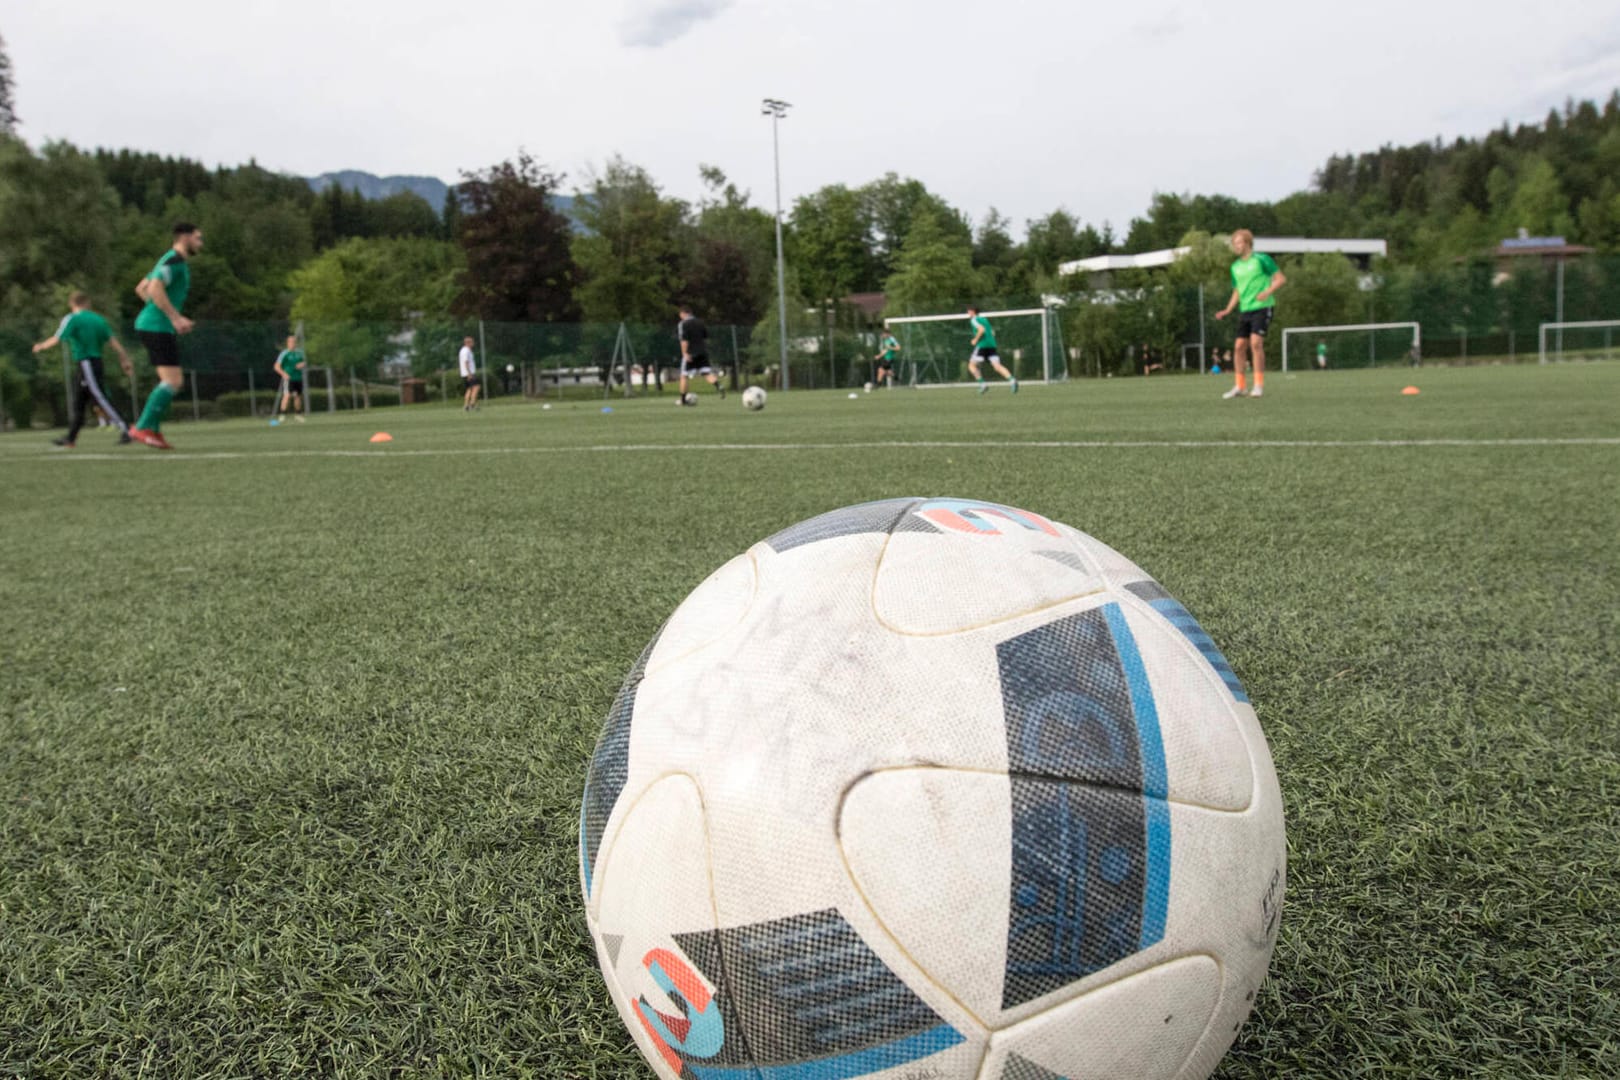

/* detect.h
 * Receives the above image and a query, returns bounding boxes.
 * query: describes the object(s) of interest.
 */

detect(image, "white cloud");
[618,0,735,47]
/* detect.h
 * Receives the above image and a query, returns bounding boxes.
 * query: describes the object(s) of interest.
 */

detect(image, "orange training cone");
[1401,386,1421,395]
[369,432,394,442]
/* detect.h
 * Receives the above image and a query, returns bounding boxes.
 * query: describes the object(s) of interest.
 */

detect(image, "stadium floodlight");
[761,99,792,390]
[1539,319,1620,364]
[1281,322,1420,371]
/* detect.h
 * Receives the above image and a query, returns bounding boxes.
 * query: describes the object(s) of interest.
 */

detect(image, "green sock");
[137,383,175,432]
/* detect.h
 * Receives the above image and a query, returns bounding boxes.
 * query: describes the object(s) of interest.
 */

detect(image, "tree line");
[1,17,1617,381]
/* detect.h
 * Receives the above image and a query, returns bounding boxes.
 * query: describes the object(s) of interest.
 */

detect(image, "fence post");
[191,369,200,421]
[479,319,489,402]
[248,367,256,418]
[325,366,335,413]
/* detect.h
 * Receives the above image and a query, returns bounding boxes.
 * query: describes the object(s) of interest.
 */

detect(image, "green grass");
[2,364,1617,1078]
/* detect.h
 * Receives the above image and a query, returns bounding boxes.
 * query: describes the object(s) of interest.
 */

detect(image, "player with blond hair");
[1213,229,1285,399]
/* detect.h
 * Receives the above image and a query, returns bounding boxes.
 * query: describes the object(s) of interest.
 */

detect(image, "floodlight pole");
[762,98,792,390]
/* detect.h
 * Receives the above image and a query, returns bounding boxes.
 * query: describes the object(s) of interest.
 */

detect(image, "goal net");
[1281,322,1421,371]
[884,307,1066,387]
[1539,320,1620,364]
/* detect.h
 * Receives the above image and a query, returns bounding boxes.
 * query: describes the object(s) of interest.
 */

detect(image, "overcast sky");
[8,1,1619,239]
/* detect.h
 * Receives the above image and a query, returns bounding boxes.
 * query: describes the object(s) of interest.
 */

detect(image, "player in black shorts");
[676,305,726,405]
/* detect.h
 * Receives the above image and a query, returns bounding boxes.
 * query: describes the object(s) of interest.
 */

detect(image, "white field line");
[15,437,1620,463]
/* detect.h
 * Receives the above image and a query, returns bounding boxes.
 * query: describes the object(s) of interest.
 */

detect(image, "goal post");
[1538,320,1620,364]
[884,307,1064,386]
[1281,322,1420,372]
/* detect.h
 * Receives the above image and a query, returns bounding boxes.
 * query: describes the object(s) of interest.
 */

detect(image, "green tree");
[789,184,878,301]
[860,173,970,279]
[882,206,978,314]
[687,165,777,323]
[1503,156,1574,237]
[367,191,441,239]
[289,236,463,374]
[0,140,124,323]
[452,152,578,322]
[0,32,18,135]
[571,156,685,325]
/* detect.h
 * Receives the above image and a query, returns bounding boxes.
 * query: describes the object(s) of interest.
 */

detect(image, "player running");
[272,335,307,423]
[32,292,134,448]
[874,327,901,388]
[129,222,203,448]
[676,304,725,405]
[1213,229,1286,399]
[968,306,1017,394]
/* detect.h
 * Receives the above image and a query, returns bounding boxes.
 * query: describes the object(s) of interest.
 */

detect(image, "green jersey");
[134,249,192,334]
[970,315,997,349]
[880,335,899,361]
[276,349,306,380]
[57,310,113,361]
[1316,343,1327,357]
[1230,252,1280,313]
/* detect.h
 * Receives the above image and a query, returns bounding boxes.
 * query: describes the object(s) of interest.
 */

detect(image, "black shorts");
[286,380,304,393]
[973,346,1000,360]
[137,330,180,368]
[1236,308,1274,339]
[681,355,713,377]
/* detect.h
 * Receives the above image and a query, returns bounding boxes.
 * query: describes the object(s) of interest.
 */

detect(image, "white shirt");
[459,346,476,377]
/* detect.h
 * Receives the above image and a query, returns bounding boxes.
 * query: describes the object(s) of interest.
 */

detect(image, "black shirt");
[679,315,708,357]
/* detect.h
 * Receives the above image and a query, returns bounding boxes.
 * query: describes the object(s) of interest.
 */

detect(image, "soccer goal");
[884,307,1066,387]
[1538,320,1620,364]
[1281,322,1421,372]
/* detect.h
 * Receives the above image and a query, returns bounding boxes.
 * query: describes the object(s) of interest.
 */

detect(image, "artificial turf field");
[1,363,1616,1079]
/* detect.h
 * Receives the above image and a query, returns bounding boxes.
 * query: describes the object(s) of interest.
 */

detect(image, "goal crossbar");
[1281,322,1420,372]
[885,308,1057,385]
[885,307,1048,325]
[1539,319,1620,364]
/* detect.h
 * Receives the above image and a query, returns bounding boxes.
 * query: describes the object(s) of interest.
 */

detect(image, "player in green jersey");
[874,328,900,388]
[1315,341,1328,370]
[129,222,204,449]
[1213,229,1286,399]
[272,336,308,424]
[31,292,134,448]
[967,306,1017,394]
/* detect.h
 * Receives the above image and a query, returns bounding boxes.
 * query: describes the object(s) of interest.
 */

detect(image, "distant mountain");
[304,170,576,221]
[306,170,450,210]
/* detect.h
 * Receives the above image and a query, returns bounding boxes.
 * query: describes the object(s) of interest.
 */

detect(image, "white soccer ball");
[581,499,1285,1080]
[682,392,699,407]
[864,381,875,393]
[848,391,859,399]
[742,386,767,411]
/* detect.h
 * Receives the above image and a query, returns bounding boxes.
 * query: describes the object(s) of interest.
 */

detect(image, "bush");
[0,356,33,430]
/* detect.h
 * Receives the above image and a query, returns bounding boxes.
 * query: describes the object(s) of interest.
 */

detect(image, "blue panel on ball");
[996,605,1171,1008]
[580,625,663,898]
[1125,580,1249,703]
[670,909,962,1078]
[764,499,926,553]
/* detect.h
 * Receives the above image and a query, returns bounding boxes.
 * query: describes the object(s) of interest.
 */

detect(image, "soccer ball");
[682,392,699,407]
[742,386,767,411]
[581,499,1285,1080]
[864,381,875,393]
